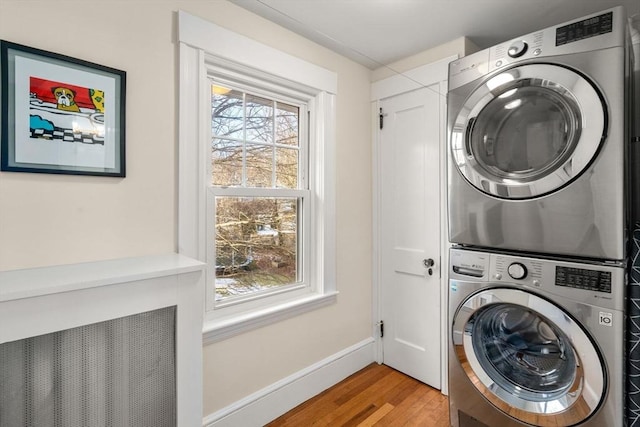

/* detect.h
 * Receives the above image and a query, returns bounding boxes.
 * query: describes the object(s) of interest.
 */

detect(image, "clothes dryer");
[447,7,632,261]
[448,247,624,427]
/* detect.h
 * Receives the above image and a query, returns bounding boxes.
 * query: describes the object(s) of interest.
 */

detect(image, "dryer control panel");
[447,6,625,91]
[556,11,613,46]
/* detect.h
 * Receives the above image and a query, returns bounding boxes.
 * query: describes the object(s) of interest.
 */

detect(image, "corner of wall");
[463,36,482,56]
[371,37,468,82]
[202,338,375,427]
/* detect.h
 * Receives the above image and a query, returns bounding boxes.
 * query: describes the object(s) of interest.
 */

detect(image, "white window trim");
[178,11,337,344]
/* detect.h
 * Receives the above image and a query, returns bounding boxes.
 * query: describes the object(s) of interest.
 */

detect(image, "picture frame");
[1,41,126,177]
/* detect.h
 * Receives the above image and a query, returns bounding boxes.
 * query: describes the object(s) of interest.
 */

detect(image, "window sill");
[202,291,338,345]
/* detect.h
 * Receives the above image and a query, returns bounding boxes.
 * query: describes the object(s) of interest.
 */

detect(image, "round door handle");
[423,258,435,268]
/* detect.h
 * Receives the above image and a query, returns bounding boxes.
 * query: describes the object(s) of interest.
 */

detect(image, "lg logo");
[599,312,613,327]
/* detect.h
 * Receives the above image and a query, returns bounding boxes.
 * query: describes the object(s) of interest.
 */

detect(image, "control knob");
[507,262,528,280]
[507,40,528,58]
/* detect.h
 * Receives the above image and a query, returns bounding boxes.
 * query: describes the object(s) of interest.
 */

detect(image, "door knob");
[423,258,435,276]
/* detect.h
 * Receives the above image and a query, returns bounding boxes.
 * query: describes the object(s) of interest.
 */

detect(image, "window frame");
[178,11,337,343]
[207,77,310,311]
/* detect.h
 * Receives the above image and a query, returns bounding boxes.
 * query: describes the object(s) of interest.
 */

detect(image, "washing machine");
[447,7,633,261]
[448,247,624,426]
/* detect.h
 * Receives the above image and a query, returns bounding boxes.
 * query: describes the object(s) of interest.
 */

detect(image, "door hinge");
[377,320,384,338]
[379,108,387,129]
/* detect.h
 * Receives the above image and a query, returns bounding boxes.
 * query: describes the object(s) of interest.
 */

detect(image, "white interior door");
[379,85,442,388]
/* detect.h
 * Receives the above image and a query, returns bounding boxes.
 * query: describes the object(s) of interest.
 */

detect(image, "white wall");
[371,36,479,82]
[0,0,373,418]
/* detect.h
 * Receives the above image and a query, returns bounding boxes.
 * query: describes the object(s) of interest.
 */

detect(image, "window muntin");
[210,82,306,305]
[211,84,300,189]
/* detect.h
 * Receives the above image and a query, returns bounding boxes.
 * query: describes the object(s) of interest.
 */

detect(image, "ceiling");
[229,0,640,69]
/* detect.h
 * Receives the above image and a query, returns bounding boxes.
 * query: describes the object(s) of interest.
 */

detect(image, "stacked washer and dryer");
[447,7,633,427]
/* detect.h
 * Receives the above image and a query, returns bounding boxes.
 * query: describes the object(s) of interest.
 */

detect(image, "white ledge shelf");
[0,253,205,303]
[0,253,205,427]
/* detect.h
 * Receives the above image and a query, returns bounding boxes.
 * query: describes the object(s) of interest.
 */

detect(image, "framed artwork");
[1,41,126,176]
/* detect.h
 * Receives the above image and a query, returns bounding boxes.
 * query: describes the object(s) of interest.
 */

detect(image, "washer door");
[450,64,606,199]
[452,288,606,426]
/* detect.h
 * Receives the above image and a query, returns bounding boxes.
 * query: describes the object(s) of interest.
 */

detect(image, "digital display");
[555,266,611,293]
[556,12,613,46]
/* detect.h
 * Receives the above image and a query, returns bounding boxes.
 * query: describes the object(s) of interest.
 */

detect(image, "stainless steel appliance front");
[447,7,631,261]
[448,248,624,427]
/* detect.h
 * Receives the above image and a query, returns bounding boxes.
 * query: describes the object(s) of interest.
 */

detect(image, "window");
[178,11,337,343]
[210,82,307,305]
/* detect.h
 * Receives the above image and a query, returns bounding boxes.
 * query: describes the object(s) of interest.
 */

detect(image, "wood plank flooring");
[266,363,450,427]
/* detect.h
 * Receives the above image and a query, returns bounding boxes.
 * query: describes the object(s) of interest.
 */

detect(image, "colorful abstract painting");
[29,77,105,145]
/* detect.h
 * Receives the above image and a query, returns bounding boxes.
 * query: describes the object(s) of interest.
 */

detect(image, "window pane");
[212,139,243,186]
[276,147,298,188]
[276,102,299,146]
[210,85,302,191]
[246,143,273,187]
[212,85,244,140]
[215,197,299,301]
[246,94,273,144]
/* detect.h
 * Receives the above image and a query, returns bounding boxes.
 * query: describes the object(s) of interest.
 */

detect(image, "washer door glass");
[450,64,606,199]
[473,303,577,397]
[452,288,606,426]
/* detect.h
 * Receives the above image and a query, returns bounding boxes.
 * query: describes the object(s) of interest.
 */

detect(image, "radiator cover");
[0,307,176,427]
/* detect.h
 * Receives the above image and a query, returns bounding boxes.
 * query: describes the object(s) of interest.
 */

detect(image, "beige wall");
[0,0,373,417]
[371,36,479,82]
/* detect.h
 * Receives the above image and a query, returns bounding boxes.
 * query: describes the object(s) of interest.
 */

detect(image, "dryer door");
[450,64,606,199]
[451,287,606,426]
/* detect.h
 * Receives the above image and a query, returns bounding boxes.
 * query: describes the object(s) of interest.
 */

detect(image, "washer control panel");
[449,248,624,310]
[555,266,612,293]
[494,256,542,284]
[507,262,527,279]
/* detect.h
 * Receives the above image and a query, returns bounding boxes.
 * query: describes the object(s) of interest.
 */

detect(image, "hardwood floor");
[266,363,450,426]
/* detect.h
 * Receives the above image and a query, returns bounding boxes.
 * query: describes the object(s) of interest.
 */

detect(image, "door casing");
[371,54,456,394]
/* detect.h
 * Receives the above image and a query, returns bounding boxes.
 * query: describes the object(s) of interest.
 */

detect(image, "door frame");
[371,55,457,394]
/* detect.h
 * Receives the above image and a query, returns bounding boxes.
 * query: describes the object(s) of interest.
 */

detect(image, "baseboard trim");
[202,337,376,427]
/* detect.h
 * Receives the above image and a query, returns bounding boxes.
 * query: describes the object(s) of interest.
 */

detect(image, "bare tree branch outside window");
[211,84,301,301]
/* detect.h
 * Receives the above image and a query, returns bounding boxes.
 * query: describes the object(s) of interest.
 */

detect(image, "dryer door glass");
[471,85,580,179]
[450,64,606,199]
[452,288,605,426]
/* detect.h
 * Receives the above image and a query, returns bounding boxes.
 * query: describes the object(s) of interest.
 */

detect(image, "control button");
[533,48,542,56]
[532,279,541,287]
[495,273,502,280]
[496,60,503,67]
[508,262,528,280]
[508,40,528,58]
